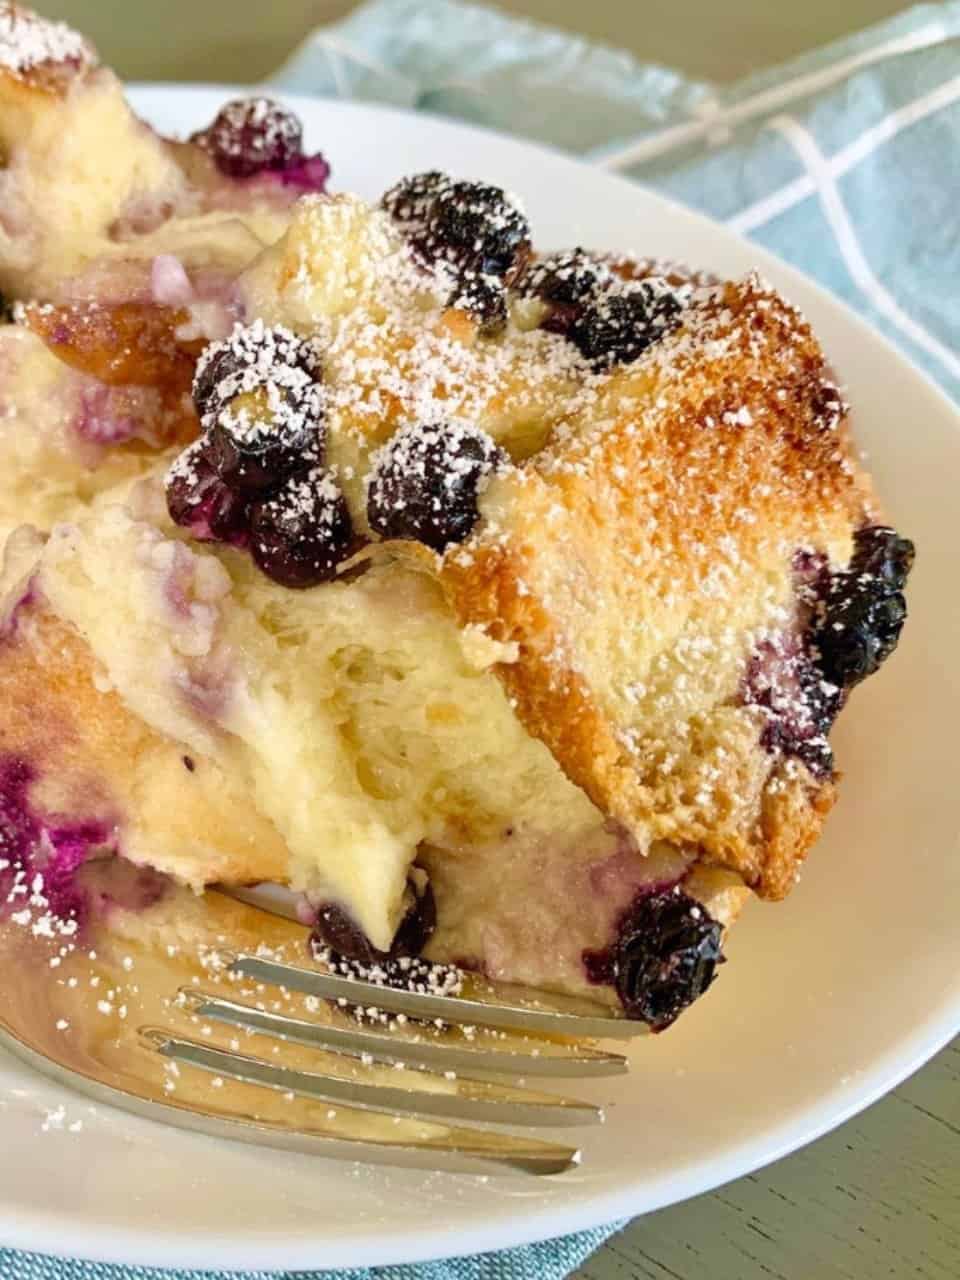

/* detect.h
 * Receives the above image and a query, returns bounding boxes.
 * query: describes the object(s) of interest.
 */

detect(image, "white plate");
[1,86,957,1272]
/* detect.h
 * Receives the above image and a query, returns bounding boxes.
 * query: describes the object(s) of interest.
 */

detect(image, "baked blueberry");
[192,320,322,424]
[849,524,915,591]
[367,421,505,552]
[421,180,531,283]
[814,576,908,689]
[612,887,724,1029]
[192,321,324,493]
[381,169,451,229]
[191,97,305,179]
[810,525,914,690]
[205,417,320,495]
[520,249,613,308]
[312,880,437,966]
[249,468,352,588]
[568,281,684,369]
[449,272,509,335]
[165,439,250,546]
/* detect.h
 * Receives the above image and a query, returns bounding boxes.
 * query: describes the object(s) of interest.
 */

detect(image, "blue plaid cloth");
[8,2,959,1278]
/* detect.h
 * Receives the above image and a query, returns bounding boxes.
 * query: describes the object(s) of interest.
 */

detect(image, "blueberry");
[192,322,322,425]
[568,281,684,370]
[520,249,612,308]
[381,170,451,229]
[421,180,531,283]
[249,468,352,588]
[192,322,324,493]
[611,888,724,1029]
[814,578,908,689]
[449,272,509,335]
[809,378,847,431]
[308,880,456,1003]
[810,525,914,691]
[367,422,504,552]
[191,97,304,179]
[849,525,915,591]
[312,881,437,967]
[165,439,250,546]
[206,417,319,495]
[192,341,242,421]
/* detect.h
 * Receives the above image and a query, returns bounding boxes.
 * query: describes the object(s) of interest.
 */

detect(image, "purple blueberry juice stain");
[0,757,168,938]
[74,386,139,446]
[1,578,38,643]
[0,757,114,934]
[271,152,331,193]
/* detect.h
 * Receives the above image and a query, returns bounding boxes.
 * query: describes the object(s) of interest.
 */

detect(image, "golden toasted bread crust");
[442,276,870,897]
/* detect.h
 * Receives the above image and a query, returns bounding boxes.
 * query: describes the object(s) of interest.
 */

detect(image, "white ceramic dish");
[0,86,957,1272]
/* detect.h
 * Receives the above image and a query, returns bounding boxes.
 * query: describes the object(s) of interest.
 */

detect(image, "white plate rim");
[0,84,956,1271]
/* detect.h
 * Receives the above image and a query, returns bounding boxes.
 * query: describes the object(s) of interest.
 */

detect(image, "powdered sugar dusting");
[0,4,94,76]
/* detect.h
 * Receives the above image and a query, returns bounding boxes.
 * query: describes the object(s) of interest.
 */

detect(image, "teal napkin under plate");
[275,0,960,405]
[6,2,959,1277]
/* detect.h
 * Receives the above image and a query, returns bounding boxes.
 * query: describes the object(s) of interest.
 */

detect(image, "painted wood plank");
[576,1039,959,1280]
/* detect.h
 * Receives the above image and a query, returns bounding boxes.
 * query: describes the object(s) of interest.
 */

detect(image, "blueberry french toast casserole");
[0,5,913,1033]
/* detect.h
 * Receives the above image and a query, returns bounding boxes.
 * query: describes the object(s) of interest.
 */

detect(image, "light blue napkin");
[276,0,960,406]
[7,3,959,1279]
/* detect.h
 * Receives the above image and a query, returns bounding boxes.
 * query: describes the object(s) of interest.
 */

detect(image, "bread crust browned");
[441,275,873,898]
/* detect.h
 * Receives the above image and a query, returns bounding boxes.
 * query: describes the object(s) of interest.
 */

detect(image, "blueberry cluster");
[366,420,505,553]
[811,525,914,689]
[190,98,330,190]
[745,526,914,776]
[522,247,685,369]
[381,171,531,333]
[585,886,724,1029]
[166,322,353,588]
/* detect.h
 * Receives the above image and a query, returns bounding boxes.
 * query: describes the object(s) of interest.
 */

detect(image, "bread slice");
[441,274,871,898]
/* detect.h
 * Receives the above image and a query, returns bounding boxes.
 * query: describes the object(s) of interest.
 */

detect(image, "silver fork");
[0,886,646,1176]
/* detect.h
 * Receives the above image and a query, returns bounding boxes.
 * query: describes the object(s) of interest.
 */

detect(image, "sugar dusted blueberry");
[569,280,684,370]
[250,468,352,588]
[308,881,459,1005]
[849,524,915,591]
[381,170,451,228]
[206,416,316,495]
[612,887,724,1029]
[165,439,250,546]
[811,525,914,691]
[382,173,529,329]
[367,421,505,552]
[449,272,509,335]
[191,97,304,179]
[192,320,323,425]
[191,320,325,493]
[521,249,613,308]
[814,577,908,690]
[422,180,531,283]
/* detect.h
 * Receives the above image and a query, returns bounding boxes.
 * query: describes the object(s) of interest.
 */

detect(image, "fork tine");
[0,1025,580,1176]
[179,988,629,1078]
[227,954,648,1040]
[141,1030,604,1128]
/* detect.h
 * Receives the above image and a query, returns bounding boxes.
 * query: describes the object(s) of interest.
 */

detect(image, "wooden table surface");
[36,3,960,1277]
